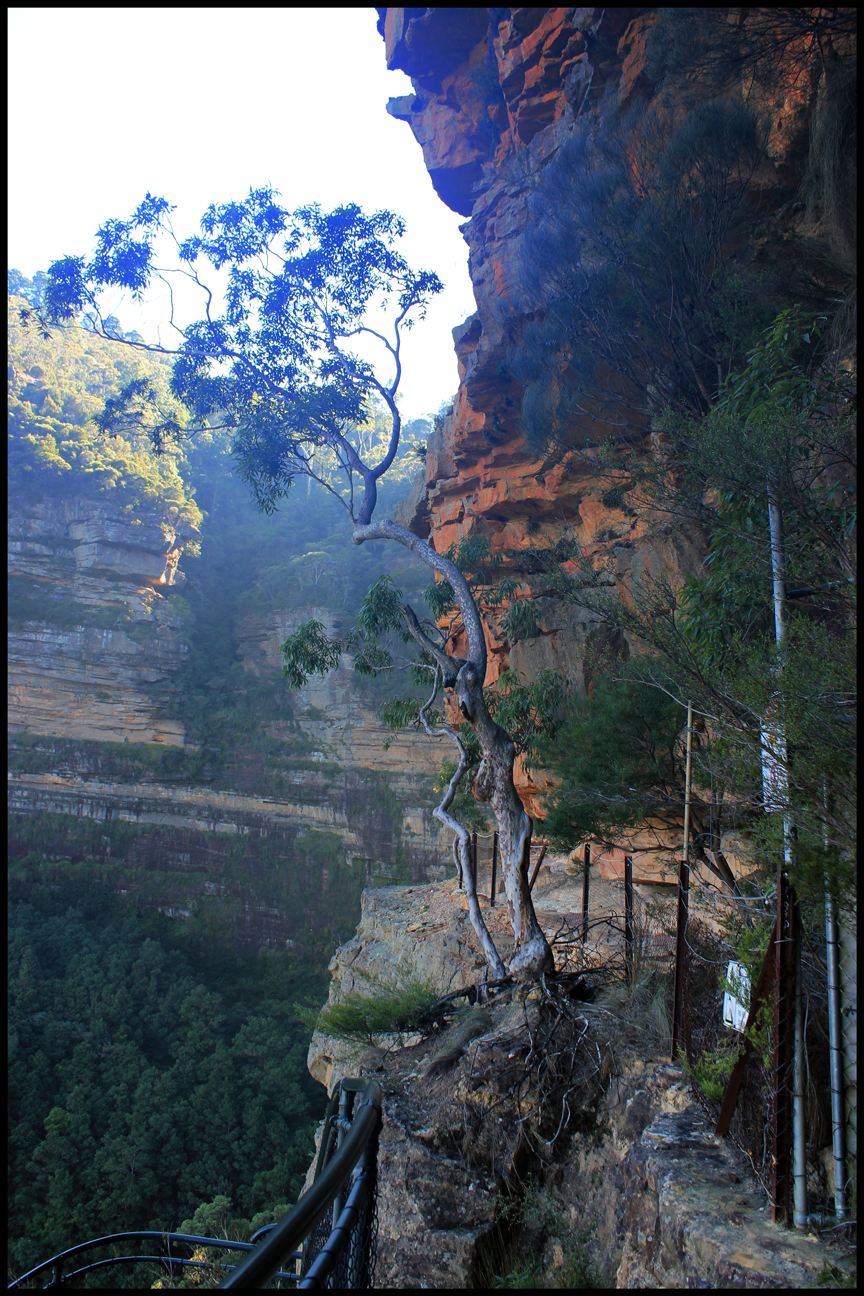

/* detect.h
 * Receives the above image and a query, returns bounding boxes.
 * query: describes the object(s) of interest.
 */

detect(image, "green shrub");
[476,1182,609,1289]
[295,969,443,1046]
[500,598,540,644]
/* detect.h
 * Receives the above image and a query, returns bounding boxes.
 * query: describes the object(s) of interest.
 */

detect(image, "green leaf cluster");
[8,286,200,527]
[433,758,492,834]
[294,969,443,1046]
[280,618,343,689]
[380,695,441,732]
[683,904,775,1101]
[499,597,541,644]
[32,194,442,526]
[540,663,685,849]
[486,668,568,772]
[8,899,322,1281]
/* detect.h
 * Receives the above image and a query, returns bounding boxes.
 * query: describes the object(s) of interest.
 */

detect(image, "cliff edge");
[306,866,854,1287]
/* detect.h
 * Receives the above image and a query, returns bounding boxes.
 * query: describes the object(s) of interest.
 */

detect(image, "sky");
[7,7,477,420]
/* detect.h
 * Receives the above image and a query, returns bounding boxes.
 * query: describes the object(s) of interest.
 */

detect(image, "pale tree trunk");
[418,669,507,980]
[457,662,555,975]
[353,518,554,977]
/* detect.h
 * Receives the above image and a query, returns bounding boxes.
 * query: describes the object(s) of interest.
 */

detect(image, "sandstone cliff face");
[9,495,196,745]
[380,6,847,823]
[235,605,449,787]
[8,498,451,951]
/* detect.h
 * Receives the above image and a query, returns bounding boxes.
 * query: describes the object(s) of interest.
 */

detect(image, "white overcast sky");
[7,7,476,420]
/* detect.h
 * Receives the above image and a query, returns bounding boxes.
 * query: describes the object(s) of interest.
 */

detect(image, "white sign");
[723,961,750,1033]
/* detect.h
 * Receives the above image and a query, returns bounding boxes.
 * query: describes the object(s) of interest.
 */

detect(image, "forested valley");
[7,6,858,1278]
[8,270,437,1283]
[9,891,322,1278]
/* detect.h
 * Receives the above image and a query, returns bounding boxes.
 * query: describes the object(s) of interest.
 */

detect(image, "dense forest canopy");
[7,269,440,1282]
[8,286,200,527]
[8,892,323,1282]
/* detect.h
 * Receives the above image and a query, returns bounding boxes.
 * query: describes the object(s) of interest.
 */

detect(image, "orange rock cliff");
[377,6,853,825]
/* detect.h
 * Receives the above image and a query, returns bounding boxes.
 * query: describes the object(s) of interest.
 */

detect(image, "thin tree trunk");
[354,517,554,976]
[457,663,554,975]
[418,671,507,980]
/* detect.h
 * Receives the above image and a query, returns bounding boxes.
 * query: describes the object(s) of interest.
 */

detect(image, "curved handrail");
[8,1078,382,1292]
[7,1232,298,1289]
[219,1077,382,1289]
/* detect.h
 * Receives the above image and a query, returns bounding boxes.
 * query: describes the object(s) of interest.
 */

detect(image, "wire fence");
[678,893,856,1229]
[465,833,856,1228]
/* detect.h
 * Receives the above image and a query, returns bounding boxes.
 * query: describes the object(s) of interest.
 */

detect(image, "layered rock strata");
[8,500,452,948]
[9,496,197,744]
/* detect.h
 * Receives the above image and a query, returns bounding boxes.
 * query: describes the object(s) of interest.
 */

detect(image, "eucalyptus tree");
[29,189,553,977]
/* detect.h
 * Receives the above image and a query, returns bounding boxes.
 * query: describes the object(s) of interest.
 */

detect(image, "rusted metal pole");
[671,702,694,1060]
[471,831,477,894]
[581,844,590,945]
[528,843,547,892]
[624,855,634,984]
[670,856,690,1061]
[489,832,498,907]
[774,865,796,1224]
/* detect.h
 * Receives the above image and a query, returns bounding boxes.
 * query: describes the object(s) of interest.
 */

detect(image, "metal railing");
[466,832,550,904]
[8,1078,382,1291]
[223,1077,382,1289]
[6,1230,298,1289]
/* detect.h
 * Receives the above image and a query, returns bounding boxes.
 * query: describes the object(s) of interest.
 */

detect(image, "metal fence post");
[471,832,477,894]
[489,832,498,907]
[581,844,590,945]
[774,865,795,1224]
[528,842,547,892]
[624,855,634,984]
[824,776,848,1218]
[825,880,848,1217]
[331,1086,353,1227]
[672,700,694,1059]
[671,855,690,1061]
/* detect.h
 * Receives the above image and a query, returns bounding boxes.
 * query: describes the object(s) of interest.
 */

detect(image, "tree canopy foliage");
[32,187,558,977]
[539,310,856,906]
[7,895,322,1283]
[8,275,200,526]
[26,195,441,521]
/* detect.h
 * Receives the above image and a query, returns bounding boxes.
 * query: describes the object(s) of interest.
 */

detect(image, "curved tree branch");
[352,517,488,682]
[419,669,507,979]
[398,602,466,688]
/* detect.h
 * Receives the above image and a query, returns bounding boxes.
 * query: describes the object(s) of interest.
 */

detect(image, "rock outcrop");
[378,5,852,821]
[304,863,854,1288]
[9,496,196,745]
